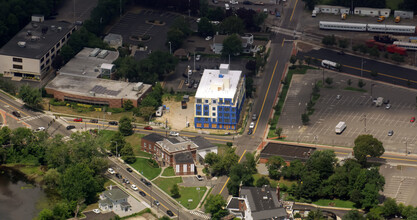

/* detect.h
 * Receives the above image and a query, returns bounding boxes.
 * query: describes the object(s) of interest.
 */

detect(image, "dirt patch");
[125,213,157,220]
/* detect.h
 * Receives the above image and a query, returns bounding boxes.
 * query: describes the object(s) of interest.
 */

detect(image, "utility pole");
[120,0,122,17]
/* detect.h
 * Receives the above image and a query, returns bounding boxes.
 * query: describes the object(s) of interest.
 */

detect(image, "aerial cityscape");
[1,0,417,219]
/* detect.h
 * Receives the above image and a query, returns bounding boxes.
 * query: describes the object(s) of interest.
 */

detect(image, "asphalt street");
[298,48,417,89]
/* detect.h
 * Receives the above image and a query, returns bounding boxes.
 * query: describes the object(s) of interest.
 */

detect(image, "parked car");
[337,51,345,55]
[123,178,130,184]
[411,117,415,123]
[144,126,153,130]
[247,128,253,135]
[145,181,152,187]
[252,113,257,121]
[74,118,83,122]
[108,168,115,174]
[170,131,179,137]
[115,173,122,179]
[336,94,341,100]
[126,167,133,172]
[276,11,281,17]
[249,122,255,129]
[196,175,203,181]
[385,104,391,109]
[242,0,253,4]
[193,82,199,89]
[196,54,201,61]
[154,200,160,206]
[66,125,75,130]
[388,130,394,136]
[90,119,98,123]
[205,36,212,41]
[35,127,45,132]
[109,121,118,125]
[12,111,21,118]
[139,191,146,196]
[131,184,138,191]
[167,210,174,217]
[92,209,101,214]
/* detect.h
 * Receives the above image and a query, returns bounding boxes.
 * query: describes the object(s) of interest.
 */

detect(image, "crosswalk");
[20,114,47,122]
[189,210,210,219]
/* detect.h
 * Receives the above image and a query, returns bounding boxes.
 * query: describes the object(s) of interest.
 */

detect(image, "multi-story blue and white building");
[194,64,245,130]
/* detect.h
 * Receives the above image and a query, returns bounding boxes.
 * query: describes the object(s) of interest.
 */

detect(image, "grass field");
[98,130,147,156]
[153,177,183,193]
[161,167,176,176]
[130,158,161,180]
[313,199,355,208]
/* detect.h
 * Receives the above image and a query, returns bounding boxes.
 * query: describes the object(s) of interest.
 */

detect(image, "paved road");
[107,157,207,219]
[298,48,417,89]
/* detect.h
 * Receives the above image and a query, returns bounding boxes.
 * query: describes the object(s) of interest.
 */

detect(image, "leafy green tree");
[298,171,322,200]
[290,55,298,65]
[206,7,225,21]
[244,152,257,174]
[282,159,304,180]
[358,79,366,88]
[353,135,384,165]
[342,210,365,220]
[322,35,336,46]
[381,198,399,218]
[391,53,405,62]
[38,208,54,220]
[137,106,156,120]
[305,150,337,180]
[171,17,191,36]
[246,77,255,98]
[275,127,283,138]
[325,77,333,86]
[369,46,380,57]
[301,113,310,125]
[366,206,384,220]
[120,143,134,156]
[204,152,221,166]
[159,216,171,220]
[19,85,42,109]
[123,100,134,111]
[222,34,243,56]
[361,183,380,210]
[338,39,349,49]
[109,132,127,156]
[43,168,61,190]
[267,156,285,180]
[323,159,361,199]
[166,28,184,51]
[302,0,319,10]
[198,17,215,37]
[118,116,133,136]
[307,208,325,220]
[52,202,72,219]
[204,194,228,218]
[227,163,254,196]
[220,16,244,35]
[255,176,270,187]
[171,183,180,198]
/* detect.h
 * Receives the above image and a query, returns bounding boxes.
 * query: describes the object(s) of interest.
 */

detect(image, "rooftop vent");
[97,50,109,59]
[89,48,101,57]
[17,41,26,48]
[50,25,56,31]
[263,196,268,200]
[57,27,62,32]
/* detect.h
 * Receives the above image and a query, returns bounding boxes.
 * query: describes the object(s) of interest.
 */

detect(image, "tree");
[361,183,379,210]
[301,113,310,125]
[391,53,405,62]
[18,85,42,109]
[204,194,228,218]
[302,0,319,10]
[220,16,244,35]
[43,168,61,190]
[305,150,337,180]
[325,77,333,86]
[282,159,304,180]
[322,35,336,46]
[369,46,380,57]
[118,116,133,136]
[198,17,215,37]
[227,163,254,196]
[342,210,365,220]
[382,198,399,218]
[244,152,257,174]
[358,79,366,88]
[353,134,384,165]
[171,184,180,198]
[166,28,184,51]
[123,100,134,111]
[38,208,54,220]
[171,17,191,36]
[222,34,243,56]
[400,0,417,13]
[290,55,298,65]
[109,132,127,156]
[204,152,221,166]
[275,127,283,138]
[338,39,349,49]
[266,156,285,180]
[138,106,155,120]
[256,176,270,187]
[307,208,325,220]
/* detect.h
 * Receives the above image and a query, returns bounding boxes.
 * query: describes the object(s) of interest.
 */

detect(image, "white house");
[190,136,218,162]
[394,10,414,19]
[314,5,350,15]
[212,34,255,54]
[354,7,391,17]
[99,187,131,212]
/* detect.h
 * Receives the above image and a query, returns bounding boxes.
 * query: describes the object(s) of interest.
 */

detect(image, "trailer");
[335,122,346,134]
[393,41,417,50]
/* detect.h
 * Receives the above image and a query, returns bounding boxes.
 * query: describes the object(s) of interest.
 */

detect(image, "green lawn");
[130,158,161,180]
[313,199,355,208]
[386,0,403,10]
[136,150,152,158]
[253,173,296,188]
[98,130,148,157]
[153,177,207,209]
[215,144,229,155]
[344,86,367,92]
[161,167,176,176]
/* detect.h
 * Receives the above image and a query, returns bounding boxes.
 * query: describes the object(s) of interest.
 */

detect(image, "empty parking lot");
[279,69,417,153]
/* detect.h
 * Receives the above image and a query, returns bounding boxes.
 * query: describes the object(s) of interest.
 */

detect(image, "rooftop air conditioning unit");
[97,50,109,59]
[89,48,101,57]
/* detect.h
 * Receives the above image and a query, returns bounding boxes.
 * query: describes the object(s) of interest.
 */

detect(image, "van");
[225,3,230,10]
[335,122,346,134]
[312,10,317,17]
[395,16,401,23]
[377,16,385,22]
[156,106,163,117]
[341,13,346,20]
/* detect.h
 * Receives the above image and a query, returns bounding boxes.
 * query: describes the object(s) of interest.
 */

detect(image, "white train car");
[393,41,417,50]
[384,25,415,34]
[366,24,387,32]
[319,21,367,32]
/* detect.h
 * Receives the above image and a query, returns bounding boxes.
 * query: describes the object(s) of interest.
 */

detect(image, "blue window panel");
[204,112,209,116]
[196,105,202,110]
[218,106,223,111]
[196,110,201,115]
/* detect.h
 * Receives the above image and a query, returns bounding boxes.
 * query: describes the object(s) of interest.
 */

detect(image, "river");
[0,166,46,220]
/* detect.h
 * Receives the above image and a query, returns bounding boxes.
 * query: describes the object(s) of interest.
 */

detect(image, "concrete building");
[354,7,391,17]
[141,133,217,175]
[103,33,123,49]
[394,10,414,19]
[313,5,350,15]
[259,142,316,164]
[194,64,245,130]
[99,187,131,212]
[212,34,255,54]
[45,48,152,108]
[0,15,76,84]
[226,185,288,220]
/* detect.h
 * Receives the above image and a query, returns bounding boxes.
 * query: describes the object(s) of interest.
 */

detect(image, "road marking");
[290,0,299,22]
[133,129,230,143]
[282,38,285,47]
[0,99,29,117]
[254,60,279,133]
[219,150,247,195]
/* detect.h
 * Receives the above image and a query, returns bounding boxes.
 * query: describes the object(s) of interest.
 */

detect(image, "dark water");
[0,166,46,220]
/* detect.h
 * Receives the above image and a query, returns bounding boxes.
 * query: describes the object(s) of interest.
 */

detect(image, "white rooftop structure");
[195,64,242,99]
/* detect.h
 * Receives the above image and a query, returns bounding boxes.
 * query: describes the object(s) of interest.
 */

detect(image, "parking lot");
[279,69,417,153]
[380,165,417,206]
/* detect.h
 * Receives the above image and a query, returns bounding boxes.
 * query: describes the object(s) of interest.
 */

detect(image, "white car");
[385,104,391,109]
[205,36,212,41]
[170,131,179,137]
[131,184,138,191]
[229,0,238,4]
[35,127,45,132]
[196,175,204,181]
[92,209,101,214]
[196,54,201,61]
[196,18,201,23]
[107,168,115,174]
[249,122,255,129]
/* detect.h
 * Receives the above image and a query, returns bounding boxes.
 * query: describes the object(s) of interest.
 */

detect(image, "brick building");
[259,142,316,164]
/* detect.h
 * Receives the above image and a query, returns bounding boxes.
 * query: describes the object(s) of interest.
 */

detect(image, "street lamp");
[111,141,118,157]
[360,57,366,77]
[169,42,172,54]
[370,84,376,98]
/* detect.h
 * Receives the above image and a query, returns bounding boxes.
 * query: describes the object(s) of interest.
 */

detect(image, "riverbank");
[1,164,46,183]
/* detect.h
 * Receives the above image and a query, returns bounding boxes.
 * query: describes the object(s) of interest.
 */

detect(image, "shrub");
[147,159,159,168]
[123,156,137,164]
[49,98,67,106]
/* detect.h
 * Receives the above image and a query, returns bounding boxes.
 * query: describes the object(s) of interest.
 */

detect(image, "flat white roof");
[195,65,242,99]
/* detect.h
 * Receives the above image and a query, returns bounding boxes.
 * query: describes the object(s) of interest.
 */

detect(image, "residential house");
[99,187,131,212]
[190,136,218,162]
[212,34,256,54]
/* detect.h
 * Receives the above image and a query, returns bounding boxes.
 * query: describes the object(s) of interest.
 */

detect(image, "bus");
[321,60,341,71]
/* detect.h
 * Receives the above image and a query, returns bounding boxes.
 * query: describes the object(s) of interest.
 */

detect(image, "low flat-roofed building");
[45,47,152,108]
[0,15,76,83]
[104,33,123,49]
[259,142,316,164]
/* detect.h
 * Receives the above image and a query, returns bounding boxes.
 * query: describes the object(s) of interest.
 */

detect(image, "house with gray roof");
[190,136,218,162]
[99,187,131,212]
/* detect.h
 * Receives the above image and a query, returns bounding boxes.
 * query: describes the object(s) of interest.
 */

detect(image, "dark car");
[337,50,345,55]
[383,99,390,104]
[141,178,146,183]
[115,173,122,179]
[126,167,133,172]
[145,181,152,187]
[107,152,113,157]
[109,121,118,125]
[12,111,21,118]
[66,125,75,130]
[247,128,253,135]
[167,210,174,217]
[243,0,253,4]
[139,191,146,196]
[90,119,98,123]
